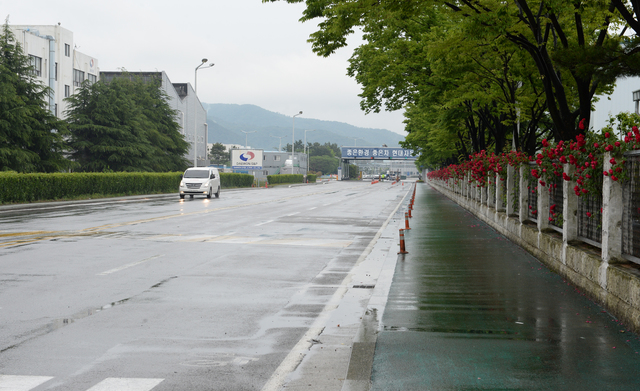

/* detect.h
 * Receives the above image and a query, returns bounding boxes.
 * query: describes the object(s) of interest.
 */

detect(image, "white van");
[179,167,221,199]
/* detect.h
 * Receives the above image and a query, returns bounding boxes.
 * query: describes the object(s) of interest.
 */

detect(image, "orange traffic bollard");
[405,212,411,230]
[398,229,408,254]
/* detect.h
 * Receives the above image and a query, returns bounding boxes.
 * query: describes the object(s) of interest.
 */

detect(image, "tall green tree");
[210,142,229,165]
[265,0,640,144]
[310,155,339,174]
[0,21,70,172]
[65,75,189,172]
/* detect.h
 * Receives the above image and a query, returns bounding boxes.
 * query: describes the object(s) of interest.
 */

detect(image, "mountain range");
[203,103,406,150]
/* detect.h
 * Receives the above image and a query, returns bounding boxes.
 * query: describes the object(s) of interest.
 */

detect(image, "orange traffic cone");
[398,229,408,254]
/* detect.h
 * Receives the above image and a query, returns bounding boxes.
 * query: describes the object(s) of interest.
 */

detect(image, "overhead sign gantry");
[340,147,417,160]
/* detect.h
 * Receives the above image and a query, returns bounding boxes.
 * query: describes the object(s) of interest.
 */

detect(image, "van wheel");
[207,187,212,199]
[215,186,220,198]
[180,194,184,199]
[190,195,194,199]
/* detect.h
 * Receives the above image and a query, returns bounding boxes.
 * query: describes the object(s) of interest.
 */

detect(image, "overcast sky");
[4,0,407,135]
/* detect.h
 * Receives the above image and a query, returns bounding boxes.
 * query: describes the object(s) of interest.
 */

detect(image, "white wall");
[10,25,99,118]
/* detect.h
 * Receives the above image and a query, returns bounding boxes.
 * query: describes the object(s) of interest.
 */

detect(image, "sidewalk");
[369,183,640,390]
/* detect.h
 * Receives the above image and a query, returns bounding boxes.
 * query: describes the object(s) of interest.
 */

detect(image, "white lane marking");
[255,220,274,226]
[285,212,299,216]
[0,375,53,390]
[308,207,317,210]
[261,186,411,391]
[97,255,162,276]
[86,378,164,391]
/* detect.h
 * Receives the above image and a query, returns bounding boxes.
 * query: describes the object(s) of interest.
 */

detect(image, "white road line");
[97,255,162,276]
[86,378,163,391]
[285,212,300,216]
[0,375,53,390]
[308,207,317,210]
[255,220,274,226]
[261,187,410,391]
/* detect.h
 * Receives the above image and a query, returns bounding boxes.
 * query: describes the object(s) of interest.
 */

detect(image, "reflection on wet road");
[372,184,640,390]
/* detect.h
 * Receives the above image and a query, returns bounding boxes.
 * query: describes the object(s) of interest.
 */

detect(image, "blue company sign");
[341,147,416,160]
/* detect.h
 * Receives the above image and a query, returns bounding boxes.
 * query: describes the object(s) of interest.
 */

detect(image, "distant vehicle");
[179,167,221,199]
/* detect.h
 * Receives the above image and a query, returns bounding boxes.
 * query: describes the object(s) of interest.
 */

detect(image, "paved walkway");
[370,183,640,390]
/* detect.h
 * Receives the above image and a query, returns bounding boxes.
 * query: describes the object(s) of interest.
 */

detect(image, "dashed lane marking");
[0,375,53,390]
[86,378,163,391]
[97,255,163,276]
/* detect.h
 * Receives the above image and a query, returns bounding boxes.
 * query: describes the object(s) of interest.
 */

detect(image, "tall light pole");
[349,137,361,146]
[271,135,283,151]
[304,129,315,175]
[194,58,215,167]
[292,111,302,174]
[241,130,256,149]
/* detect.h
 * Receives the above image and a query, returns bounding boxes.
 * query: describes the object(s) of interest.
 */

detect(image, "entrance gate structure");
[339,147,418,179]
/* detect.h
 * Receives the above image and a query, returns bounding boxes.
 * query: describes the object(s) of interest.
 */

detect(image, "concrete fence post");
[519,165,528,223]
[487,176,495,208]
[506,165,515,216]
[537,176,550,231]
[495,172,504,212]
[563,164,578,243]
[602,152,624,263]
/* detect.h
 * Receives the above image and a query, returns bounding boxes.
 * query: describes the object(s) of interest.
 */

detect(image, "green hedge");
[306,174,317,183]
[0,171,254,204]
[220,173,254,188]
[267,174,305,184]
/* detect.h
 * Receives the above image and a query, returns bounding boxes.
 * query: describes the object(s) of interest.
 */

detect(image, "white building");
[9,24,99,118]
[101,71,208,167]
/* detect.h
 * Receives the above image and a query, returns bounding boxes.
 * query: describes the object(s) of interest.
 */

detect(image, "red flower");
[587,212,592,217]
[610,158,617,164]
[605,132,611,138]
[563,173,571,181]
[612,175,618,181]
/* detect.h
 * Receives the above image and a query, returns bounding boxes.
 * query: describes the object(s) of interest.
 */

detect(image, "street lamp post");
[292,111,302,174]
[241,130,256,149]
[270,135,283,151]
[304,129,315,176]
[194,58,215,167]
[349,137,361,146]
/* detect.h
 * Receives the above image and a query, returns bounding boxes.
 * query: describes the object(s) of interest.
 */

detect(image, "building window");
[65,44,70,57]
[29,55,42,77]
[87,74,97,84]
[54,104,58,117]
[64,85,70,97]
[263,170,269,176]
[55,63,58,81]
[274,155,281,161]
[73,69,85,87]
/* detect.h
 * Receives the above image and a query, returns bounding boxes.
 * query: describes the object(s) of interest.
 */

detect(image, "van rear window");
[184,170,210,178]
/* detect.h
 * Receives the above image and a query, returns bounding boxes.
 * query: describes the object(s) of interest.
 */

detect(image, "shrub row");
[0,171,254,204]
[220,173,254,188]
[306,174,317,183]
[267,174,305,184]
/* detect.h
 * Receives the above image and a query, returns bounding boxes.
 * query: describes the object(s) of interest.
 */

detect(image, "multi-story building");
[101,71,208,167]
[9,24,99,118]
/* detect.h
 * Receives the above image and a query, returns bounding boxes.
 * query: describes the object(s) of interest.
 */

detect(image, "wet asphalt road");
[0,181,410,391]
[371,183,640,390]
